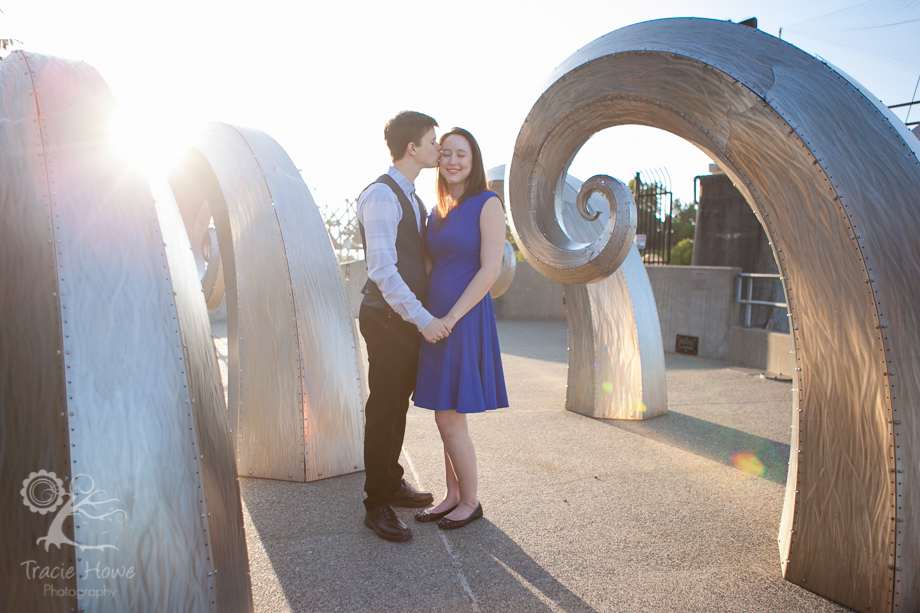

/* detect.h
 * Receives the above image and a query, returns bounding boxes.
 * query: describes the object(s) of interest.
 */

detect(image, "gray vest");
[358,174,428,311]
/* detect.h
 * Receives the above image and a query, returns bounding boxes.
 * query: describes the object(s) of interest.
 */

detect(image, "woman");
[413,127,508,530]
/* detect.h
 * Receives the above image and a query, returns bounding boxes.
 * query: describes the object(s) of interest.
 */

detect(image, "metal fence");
[632,169,676,264]
[319,199,363,263]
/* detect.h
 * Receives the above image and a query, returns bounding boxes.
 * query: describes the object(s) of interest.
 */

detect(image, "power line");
[905,72,920,123]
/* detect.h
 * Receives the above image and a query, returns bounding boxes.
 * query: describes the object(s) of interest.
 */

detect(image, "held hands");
[422,317,453,343]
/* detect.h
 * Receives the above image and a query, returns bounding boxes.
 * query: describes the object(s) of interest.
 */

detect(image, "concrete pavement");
[213,320,850,613]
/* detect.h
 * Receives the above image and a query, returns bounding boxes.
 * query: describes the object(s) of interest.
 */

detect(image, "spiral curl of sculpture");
[508,154,637,284]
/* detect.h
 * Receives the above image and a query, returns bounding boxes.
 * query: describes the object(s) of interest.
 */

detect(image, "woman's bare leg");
[435,409,478,520]
[428,448,460,514]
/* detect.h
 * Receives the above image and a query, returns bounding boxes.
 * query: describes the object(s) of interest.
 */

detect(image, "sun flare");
[110,105,189,178]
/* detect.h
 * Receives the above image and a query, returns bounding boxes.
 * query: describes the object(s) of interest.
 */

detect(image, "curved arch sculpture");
[0,51,251,611]
[508,18,920,611]
[168,123,365,483]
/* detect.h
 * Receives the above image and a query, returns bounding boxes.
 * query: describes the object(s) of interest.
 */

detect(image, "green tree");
[627,177,697,264]
[670,198,697,245]
[668,199,696,265]
[670,238,693,265]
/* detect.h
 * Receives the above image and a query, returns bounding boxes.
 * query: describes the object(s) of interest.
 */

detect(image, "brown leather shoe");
[390,479,434,508]
[364,505,412,542]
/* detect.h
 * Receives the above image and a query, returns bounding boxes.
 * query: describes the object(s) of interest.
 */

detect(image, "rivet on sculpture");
[510,17,920,612]
[168,123,366,483]
[0,51,252,611]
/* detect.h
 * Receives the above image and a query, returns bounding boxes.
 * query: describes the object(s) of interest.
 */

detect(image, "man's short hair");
[384,111,439,162]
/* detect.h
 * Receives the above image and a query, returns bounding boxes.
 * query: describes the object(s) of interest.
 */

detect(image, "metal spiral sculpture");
[508,18,920,612]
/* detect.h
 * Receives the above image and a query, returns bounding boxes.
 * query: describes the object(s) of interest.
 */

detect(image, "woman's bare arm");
[442,196,506,329]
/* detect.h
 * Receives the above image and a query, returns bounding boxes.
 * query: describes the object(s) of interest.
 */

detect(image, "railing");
[735,273,787,327]
[888,100,919,127]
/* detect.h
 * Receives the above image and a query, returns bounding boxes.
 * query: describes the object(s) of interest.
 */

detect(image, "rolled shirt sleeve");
[357,183,434,331]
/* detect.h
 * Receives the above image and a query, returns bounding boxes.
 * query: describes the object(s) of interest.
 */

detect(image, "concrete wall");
[491,261,565,320]
[726,327,795,378]
[692,174,775,273]
[339,260,368,319]
[692,173,788,332]
[336,259,793,373]
[645,265,740,360]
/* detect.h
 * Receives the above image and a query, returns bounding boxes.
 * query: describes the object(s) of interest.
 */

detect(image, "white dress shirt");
[357,166,434,331]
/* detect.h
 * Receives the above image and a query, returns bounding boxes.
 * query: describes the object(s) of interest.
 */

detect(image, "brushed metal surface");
[178,177,226,312]
[565,245,666,420]
[485,165,506,200]
[237,125,364,482]
[201,227,226,311]
[0,49,75,613]
[492,163,613,246]
[509,113,638,284]
[176,184,226,313]
[559,175,610,244]
[490,240,516,299]
[485,167,517,300]
[556,177,664,419]
[512,18,920,611]
[170,123,364,483]
[0,51,252,612]
[152,177,253,611]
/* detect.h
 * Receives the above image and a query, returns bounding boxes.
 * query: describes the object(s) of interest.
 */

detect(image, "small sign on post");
[635,234,647,250]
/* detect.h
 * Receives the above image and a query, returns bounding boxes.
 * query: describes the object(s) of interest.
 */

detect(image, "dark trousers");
[359,303,421,511]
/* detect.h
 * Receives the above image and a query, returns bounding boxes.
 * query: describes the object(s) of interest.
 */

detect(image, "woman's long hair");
[435,127,488,223]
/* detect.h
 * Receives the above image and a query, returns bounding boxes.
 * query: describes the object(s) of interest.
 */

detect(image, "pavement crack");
[404,449,482,613]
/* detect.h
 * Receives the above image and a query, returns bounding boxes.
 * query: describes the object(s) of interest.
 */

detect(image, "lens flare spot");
[627,398,647,416]
[732,452,766,477]
[601,382,613,392]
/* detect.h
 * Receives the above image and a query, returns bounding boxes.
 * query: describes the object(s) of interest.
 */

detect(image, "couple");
[357,111,508,542]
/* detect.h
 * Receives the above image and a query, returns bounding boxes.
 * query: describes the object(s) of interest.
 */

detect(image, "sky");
[1,0,916,213]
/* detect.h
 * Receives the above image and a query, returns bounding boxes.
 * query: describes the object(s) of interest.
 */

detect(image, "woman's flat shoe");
[415,505,457,523]
[437,503,483,530]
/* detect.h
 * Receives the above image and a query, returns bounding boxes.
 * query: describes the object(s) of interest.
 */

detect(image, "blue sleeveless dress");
[414,191,508,414]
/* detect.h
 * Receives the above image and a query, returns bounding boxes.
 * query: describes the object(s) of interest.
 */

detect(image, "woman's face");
[439,134,473,188]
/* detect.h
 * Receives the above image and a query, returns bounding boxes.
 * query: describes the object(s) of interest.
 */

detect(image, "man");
[357,111,451,542]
